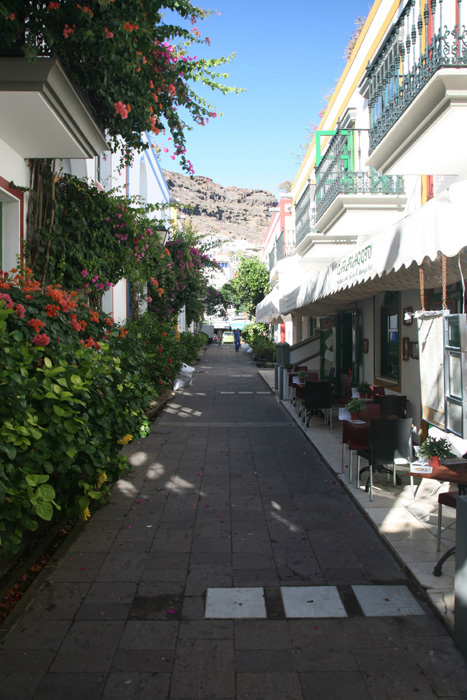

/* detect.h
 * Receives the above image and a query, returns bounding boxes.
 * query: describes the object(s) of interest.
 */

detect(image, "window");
[96,151,112,190]
[379,291,400,382]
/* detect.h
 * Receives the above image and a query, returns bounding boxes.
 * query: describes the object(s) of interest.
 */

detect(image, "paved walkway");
[1,346,467,699]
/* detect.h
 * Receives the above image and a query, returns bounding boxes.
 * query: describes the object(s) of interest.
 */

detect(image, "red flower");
[27,318,46,333]
[45,304,60,318]
[32,333,50,346]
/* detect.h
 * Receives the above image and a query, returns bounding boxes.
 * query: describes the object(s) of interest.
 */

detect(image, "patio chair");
[433,484,466,576]
[342,403,381,482]
[374,394,407,418]
[356,417,413,501]
[304,381,333,429]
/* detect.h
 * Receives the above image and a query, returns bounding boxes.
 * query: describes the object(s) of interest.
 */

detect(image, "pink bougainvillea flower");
[104,26,114,38]
[32,333,51,346]
[81,269,88,277]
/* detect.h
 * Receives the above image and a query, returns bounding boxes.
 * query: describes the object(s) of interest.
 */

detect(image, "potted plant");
[357,380,371,398]
[418,435,453,467]
[346,398,366,421]
[297,369,308,385]
[285,363,294,373]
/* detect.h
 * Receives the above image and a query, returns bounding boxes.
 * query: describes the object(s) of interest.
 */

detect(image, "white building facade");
[257,0,467,443]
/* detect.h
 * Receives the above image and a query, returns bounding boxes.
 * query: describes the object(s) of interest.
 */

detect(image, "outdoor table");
[408,458,467,498]
[408,458,467,576]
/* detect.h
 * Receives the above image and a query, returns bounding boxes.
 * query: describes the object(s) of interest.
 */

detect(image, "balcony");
[268,245,276,273]
[365,0,467,175]
[294,182,317,254]
[268,228,295,284]
[315,129,406,238]
[276,229,295,262]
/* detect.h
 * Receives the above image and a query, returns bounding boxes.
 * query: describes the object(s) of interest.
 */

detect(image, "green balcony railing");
[367,0,467,154]
[315,129,405,222]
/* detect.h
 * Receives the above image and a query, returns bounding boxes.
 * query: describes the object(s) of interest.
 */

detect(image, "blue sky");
[157,0,372,197]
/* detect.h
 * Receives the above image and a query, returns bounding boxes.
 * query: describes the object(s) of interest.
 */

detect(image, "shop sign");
[336,244,373,287]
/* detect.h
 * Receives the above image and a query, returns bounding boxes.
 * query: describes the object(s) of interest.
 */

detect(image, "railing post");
[275,342,290,399]
[455,495,467,658]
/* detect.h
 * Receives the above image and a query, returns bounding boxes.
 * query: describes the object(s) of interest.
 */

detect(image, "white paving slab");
[205,587,267,618]
[280,586,347,618]
[352,585,425,616]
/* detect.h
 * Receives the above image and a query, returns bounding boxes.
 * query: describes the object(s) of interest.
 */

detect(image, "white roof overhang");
[0,57,108,158]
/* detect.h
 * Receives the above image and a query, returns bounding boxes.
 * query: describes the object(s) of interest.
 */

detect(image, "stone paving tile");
[33,672,108,700]
[236,671,304,700]
[2,620,70,650]
[102,672,171,699]
[18,582,90,621]
[110,649,175,673]
[234,620,291,649]
[95,552,148,582]
[0,672,43,700]
[45,552,107,583]
[118,620,178,649]
[50,621,125,673]
[405,634,467,697]
[170,638,235,698]
[300,671,371,700]
[0,649,55,674]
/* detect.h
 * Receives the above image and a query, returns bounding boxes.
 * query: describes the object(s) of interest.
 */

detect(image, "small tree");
[229,256,270,320]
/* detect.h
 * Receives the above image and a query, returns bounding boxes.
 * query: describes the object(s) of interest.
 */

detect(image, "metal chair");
[331,375,352,414]
[295,372,318,416]
[357,417,413,500]
[342,403,381,482]
[304,381,333,429]
[291,366,307,407]
[433,484,467,576]
[374,394,407,418]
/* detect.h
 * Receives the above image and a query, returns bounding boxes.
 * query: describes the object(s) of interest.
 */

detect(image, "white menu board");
[418,315,445,429]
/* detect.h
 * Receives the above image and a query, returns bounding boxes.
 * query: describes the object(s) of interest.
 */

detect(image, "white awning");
[280,180,467,317]
[256,288,285,324]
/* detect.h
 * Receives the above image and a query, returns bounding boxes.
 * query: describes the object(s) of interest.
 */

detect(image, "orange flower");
[45,304,60,318]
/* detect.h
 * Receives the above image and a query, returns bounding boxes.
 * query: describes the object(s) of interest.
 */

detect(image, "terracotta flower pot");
[350,412,360,421]
[429,455,440,468]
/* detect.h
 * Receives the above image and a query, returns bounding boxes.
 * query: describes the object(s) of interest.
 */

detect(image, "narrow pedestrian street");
[1,344,467,700]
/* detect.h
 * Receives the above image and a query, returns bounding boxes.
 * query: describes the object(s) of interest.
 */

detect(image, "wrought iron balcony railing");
[367,0,467,154]
[315,129,405,222]
[295,183,315,246]
[268,245,276,272]
[276,229,296,262]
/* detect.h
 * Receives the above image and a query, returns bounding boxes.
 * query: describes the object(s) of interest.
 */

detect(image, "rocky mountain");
[162,169,278,246]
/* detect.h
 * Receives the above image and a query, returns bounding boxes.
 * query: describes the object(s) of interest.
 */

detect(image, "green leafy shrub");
[178,332,207,364]
[124,312,183,390]
[241,322,269,345]
[250,335,276,362]
[0,269,153,557]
